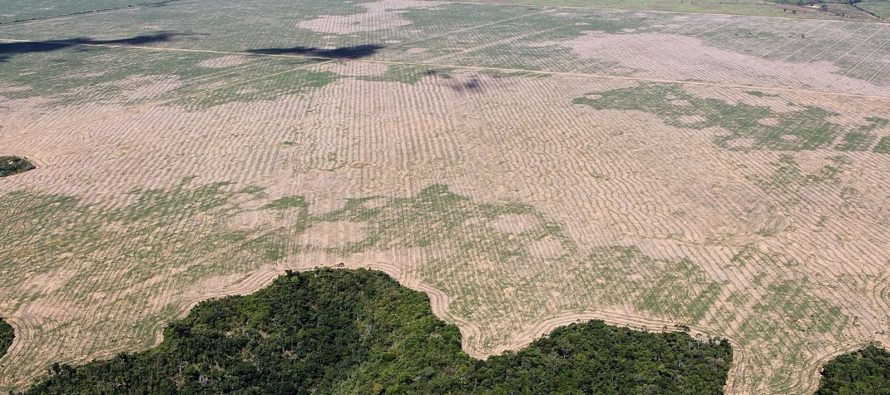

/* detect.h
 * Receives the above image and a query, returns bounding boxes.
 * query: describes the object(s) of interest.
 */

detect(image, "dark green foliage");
[263,195,308,210]
[26,269,733,394]
[0,156,35,177]
[818,344,890,394]
[0,318,13,359]
[873,137,890,154]
[836,117,888,151]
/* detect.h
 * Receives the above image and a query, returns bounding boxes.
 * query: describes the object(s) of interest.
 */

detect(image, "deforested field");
[1,0,889,393]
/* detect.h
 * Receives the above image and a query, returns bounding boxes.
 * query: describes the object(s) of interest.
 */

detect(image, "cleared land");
[0,319,12,360]
[0,0,889,393]
[25,269,732,393]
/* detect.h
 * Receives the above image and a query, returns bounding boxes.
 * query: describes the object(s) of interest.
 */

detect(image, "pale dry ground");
[296,0,448,34]
[1,1,890,394]
[3,67,890,393]
[553,31,886,95]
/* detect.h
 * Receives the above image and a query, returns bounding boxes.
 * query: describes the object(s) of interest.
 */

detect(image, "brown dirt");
[2,7,890,395]
[487,213,540,234]
[302,221,369,247]
[296,0,447,34]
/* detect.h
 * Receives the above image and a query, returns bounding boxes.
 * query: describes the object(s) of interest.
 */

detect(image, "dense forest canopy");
[818,344,890,394]
[25,269,733,394]
[0,319,12,360]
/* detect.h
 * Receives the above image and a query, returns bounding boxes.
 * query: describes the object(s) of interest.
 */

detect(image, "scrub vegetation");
[817,345,890,394]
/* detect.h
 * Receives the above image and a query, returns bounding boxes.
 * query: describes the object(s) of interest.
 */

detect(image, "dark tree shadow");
[446,76,485,94]
[0,32,188,62]
[247,44,383,59]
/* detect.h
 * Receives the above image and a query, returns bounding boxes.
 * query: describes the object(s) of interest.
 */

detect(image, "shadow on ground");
[0,32,190,62]
[449,76,483,93]
[247,44,383,59]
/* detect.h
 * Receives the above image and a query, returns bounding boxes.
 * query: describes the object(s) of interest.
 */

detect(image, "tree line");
[24,269,733,394]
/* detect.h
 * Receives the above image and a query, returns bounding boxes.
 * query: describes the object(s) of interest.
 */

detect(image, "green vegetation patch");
[574,84,847,151]
[0,318,13,359]
[873,136,890,154]
[729,246,851,390]
[26,269,732,394]
[585,246,724,322]
[359,65,451,85]
[835,117,888,152]
[753,154,847,194]
[818,344,890,394]
[0,156,35,177]
[174,68,338,111]
[0,44,326,109]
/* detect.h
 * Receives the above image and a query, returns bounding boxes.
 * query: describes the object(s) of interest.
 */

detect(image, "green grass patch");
[585,246,724,322]
[264,195,308,210]
[359,65,451,85]
[574,84,850,151]
[857,1,890,19]
[835,117,888,151]
[744,90,779,98]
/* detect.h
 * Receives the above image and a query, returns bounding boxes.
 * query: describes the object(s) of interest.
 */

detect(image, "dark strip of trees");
[24,269,733,394]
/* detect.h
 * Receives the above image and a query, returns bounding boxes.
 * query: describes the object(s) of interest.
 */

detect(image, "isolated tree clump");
[818,344,890,394]
[25,269,733,394]
[0,318,13,359]
[0,156,35,177]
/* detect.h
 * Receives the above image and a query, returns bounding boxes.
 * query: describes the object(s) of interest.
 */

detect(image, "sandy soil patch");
[678,114,706,124]
[227,210,300,231]
[0,86,32,94]
[528,236,564,259]
[301,221,368,247]
[725,137,756,150]
[758,118,780,126]
[296,0,446,34]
